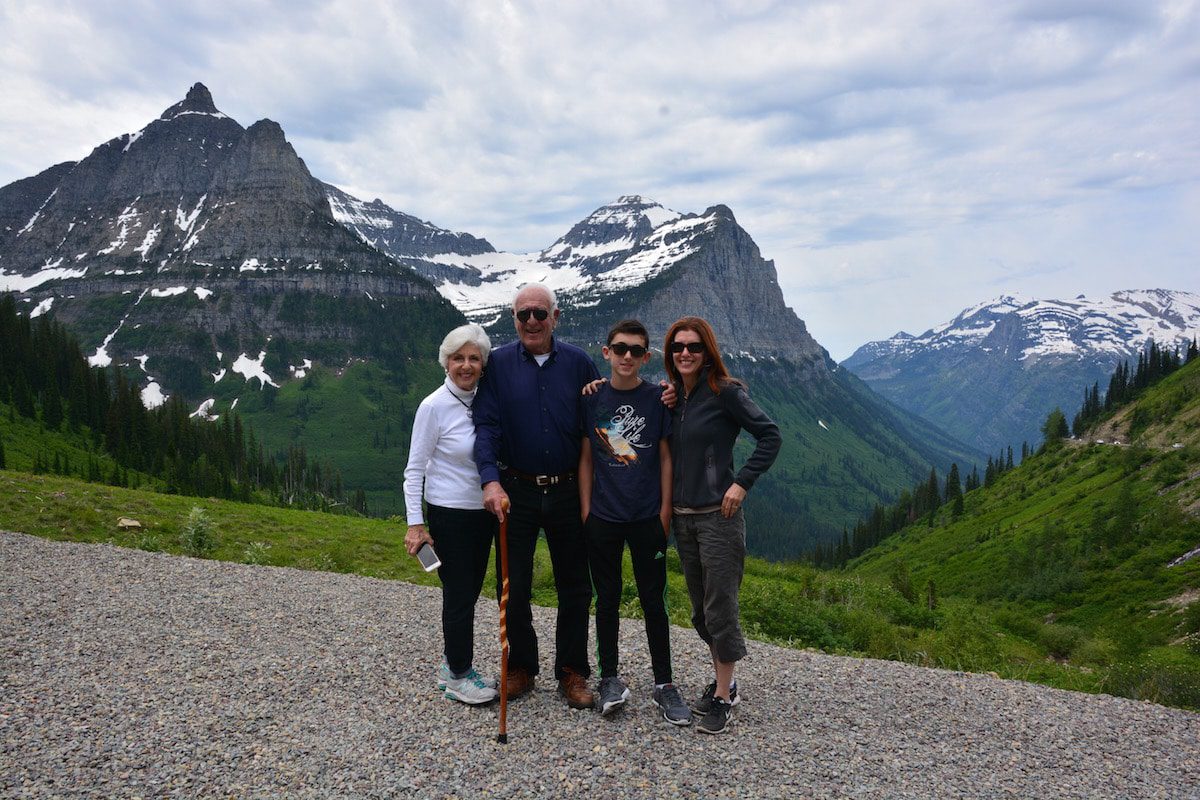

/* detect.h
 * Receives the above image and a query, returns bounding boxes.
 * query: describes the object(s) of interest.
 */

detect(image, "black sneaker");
[597,676,630,716]
[652,683,692,726]
[696,697,732,734]
[691,681,740,715]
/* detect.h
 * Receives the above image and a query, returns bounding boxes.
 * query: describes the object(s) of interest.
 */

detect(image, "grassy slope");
[849,359,1200,706]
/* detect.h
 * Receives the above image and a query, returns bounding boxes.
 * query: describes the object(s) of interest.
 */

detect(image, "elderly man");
[473,283,599,709]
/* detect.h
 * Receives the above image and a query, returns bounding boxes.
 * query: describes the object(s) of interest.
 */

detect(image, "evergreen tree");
[1188,337,1199,363]
[1041,407,1069,450]
[944,463,962,504]
[0,435,6,470]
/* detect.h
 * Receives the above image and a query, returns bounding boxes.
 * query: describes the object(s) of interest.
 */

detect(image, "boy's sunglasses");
[514,308,550,323]
[609,343,648,358]
[669,342,706,354]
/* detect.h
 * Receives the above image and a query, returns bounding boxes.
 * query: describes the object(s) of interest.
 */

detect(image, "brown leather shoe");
[505,667,533,700]
[558,667,595,709]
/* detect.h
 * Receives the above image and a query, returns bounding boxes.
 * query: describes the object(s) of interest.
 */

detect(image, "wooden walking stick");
[497,499,511,744]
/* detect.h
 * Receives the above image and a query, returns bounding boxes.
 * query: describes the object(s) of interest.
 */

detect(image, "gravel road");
[2,531,1198,799]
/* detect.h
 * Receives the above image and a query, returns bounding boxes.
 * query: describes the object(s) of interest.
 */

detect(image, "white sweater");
[403,377,484,525]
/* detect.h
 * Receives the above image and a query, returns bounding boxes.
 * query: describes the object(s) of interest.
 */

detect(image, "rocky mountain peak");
[159,83,220,120]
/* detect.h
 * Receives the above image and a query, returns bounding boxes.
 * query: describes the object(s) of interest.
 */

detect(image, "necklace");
[446,385,473,418]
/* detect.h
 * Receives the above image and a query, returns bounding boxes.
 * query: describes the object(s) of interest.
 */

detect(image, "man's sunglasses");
[609,343,648,358]
[514,308,550,323]
[669,342,706,354]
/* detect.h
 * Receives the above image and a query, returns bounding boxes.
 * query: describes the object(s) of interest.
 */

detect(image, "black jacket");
[670,370,781,508]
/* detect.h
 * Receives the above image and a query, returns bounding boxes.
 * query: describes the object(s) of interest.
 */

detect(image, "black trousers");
[426,504,497,676]
[499,476,593,680]
[584,514,673,684]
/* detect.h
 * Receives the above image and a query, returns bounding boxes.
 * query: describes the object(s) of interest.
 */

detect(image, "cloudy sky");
[2,0,1197,358]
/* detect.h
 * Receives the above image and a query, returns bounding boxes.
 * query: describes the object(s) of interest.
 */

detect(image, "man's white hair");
[438,323,492,369]
[513,282,558,312]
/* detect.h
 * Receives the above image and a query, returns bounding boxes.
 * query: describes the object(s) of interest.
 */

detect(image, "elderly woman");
[665,316,781,734]
[403,322,498,705]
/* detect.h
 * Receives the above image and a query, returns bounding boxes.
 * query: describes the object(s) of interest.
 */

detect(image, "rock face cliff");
[0,84,460,401]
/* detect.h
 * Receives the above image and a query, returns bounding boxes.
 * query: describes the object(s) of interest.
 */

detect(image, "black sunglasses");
[669,342,706,354]
[609,343,648,358]
[514,308,550,323]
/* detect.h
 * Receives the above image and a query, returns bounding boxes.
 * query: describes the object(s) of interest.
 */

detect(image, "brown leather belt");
[503,467,577,487]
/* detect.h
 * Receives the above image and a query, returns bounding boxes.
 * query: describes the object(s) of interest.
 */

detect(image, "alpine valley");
[844,291,1200,456]
[1,84,980,559]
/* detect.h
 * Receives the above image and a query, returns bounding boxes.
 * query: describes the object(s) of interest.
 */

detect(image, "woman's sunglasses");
[669,342,706,354]
[514,308,550,323]
[609,343,648,358]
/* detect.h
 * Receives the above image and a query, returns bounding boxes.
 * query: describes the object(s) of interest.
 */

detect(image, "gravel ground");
[2,531,1198,799]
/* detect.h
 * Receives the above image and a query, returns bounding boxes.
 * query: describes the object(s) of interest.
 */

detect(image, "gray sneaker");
[696,696,732,734]
[691,681,740,716]
[652,683,692,726]
[597,676,631,716]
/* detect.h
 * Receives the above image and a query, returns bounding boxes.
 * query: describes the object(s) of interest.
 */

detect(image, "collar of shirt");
[443,375,478,403]
[518,337,558,363]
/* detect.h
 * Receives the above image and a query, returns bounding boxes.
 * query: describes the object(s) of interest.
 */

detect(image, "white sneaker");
[438,662,498,689]
[438,663,499,705]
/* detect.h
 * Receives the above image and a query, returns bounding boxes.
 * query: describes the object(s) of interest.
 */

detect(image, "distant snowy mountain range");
[852,290,1200,364]
[843,290,1200,453]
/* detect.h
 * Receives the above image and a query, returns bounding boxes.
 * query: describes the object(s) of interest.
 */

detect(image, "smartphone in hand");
[416,542,441,572]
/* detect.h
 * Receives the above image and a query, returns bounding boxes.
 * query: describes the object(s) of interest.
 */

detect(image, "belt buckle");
[535,474,555,487]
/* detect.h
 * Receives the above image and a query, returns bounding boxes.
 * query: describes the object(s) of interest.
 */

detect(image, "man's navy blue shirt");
[473,337,600,486]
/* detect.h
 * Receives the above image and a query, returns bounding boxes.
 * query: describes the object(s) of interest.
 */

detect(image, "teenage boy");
[579,319,692,725]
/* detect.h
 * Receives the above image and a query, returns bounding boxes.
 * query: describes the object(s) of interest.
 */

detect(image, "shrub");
[993,608,1041,641]
[1105,648,1200,711]
[241,541,271,565]
[928,603,1002,671]
[1073,636,1119,667]
[1039,624,1086,659]
[888,561,917,604]
[180,506,217,556]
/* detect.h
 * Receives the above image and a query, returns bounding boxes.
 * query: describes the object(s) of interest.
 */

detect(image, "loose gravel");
[2,531,1198,799]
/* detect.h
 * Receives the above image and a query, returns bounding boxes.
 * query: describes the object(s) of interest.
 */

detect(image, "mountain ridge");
[843,289,1200,454]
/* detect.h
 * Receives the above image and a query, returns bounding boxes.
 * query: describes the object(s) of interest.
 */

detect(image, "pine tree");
[1041,407,1069,449]
[944,463,962,504]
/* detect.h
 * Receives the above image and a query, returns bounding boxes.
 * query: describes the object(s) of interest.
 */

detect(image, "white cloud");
[1,0,1197,359]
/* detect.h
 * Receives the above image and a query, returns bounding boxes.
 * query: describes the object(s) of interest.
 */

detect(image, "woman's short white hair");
[438,323,492,369]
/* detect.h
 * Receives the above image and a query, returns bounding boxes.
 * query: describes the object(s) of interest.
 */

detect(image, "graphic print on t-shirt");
[595,404,651,465]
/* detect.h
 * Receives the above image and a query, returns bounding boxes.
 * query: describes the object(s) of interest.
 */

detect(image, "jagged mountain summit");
[0,83,459,404]
[325,191,820,363]
[843,290,1200,454]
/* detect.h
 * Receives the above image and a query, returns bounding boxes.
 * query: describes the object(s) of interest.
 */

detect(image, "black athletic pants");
[499,475,593,681]
[426,503,497,676]
[584,514,673,684]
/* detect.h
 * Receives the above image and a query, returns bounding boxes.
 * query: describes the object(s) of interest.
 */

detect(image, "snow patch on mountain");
[849,290,1200,366]
[232,351,279,388]
[0,263,88,292]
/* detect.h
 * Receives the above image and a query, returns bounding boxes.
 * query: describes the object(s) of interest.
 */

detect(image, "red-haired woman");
[664,316,781,734]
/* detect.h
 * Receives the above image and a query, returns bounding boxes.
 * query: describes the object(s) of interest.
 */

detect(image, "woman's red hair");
[663,316,740,395]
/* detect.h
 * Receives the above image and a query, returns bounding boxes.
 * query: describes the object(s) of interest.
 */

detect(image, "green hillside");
[849,357,1200,707]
